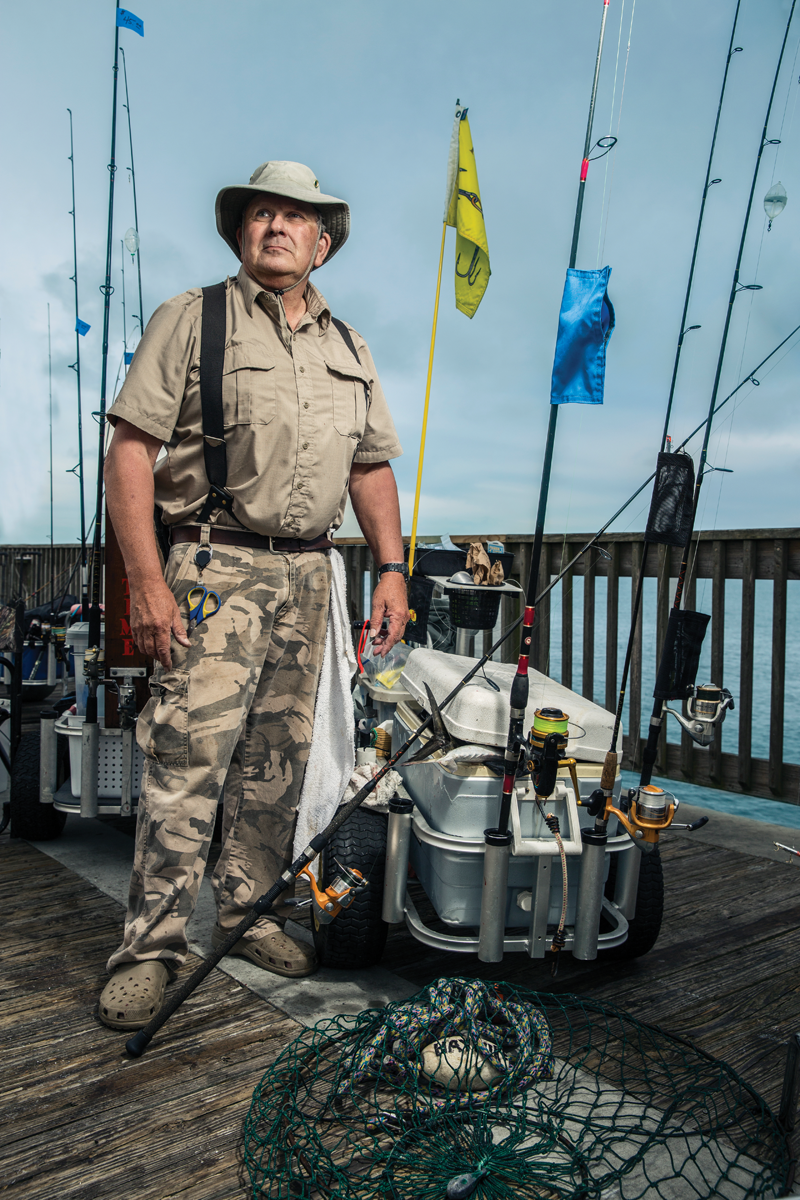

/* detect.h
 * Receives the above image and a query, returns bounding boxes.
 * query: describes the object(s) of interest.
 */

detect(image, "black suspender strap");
[197,281,239,524]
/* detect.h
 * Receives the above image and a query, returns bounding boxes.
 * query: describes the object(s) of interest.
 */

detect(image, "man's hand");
[368,572,409,657]
[130,578,190,669]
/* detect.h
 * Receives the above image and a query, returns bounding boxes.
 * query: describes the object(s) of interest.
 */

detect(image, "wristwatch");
[378,561,409,581]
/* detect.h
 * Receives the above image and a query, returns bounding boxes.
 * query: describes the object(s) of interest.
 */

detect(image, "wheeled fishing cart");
[312,646,666,971]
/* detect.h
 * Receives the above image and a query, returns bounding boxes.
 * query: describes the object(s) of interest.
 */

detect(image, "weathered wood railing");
[336,529,799,805]
[3,531,797,803]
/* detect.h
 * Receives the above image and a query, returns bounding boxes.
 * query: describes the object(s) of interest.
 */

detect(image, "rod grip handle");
[600,750,617,793]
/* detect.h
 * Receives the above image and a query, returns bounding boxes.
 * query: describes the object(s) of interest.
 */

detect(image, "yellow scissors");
[187,586,222,633]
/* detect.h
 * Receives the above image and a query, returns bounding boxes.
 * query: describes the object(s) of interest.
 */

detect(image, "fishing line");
[597,0,637,266]
[594,0,627,267]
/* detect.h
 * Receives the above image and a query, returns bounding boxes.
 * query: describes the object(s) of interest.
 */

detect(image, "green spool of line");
[532,707,569,737]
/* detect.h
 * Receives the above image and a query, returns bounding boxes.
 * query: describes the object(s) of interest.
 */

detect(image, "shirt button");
[303,402,309,409]
[303,442,309,450]
[297,482,304,490]
[299,366,305,373]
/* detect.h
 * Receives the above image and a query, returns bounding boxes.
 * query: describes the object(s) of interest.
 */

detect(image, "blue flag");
[76,318,90,337]
[117,8,144,36]
[124,351,134,365]
[550,266,615,405]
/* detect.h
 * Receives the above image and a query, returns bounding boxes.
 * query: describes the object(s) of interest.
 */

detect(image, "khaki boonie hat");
[215,161,350,264]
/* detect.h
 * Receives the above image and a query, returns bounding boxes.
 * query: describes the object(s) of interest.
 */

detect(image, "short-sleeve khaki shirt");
[107,267,402,539]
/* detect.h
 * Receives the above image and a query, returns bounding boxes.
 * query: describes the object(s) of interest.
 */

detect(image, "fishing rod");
[47,304,54,608]
[84,1,122,776]
[120,46,145,337]
[637,0,798,791]
[67,109,89,621]
[122,320,797,1056]
[475,0,613,964]
[601,0,745,802]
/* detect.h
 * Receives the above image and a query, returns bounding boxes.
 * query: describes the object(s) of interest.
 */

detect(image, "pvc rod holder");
[613,841,641,920]
[80,721,99,819]
[573,826,608,960]
[46,642,57,688]
[478,829,511,963]
[382,802,412,923]
[39,710,58,806]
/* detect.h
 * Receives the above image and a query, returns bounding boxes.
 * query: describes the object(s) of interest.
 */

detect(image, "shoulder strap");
[199,282,228,489]
[331,316,361,365]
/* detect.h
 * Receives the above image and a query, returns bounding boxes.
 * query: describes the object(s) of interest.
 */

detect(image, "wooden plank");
[680,566,697,779]
[662,741,800,802]
[655,542,670,775]
[738,539,756,792]
[532,542,550,674]
[627,540,643,770]
[770,539,787,795]
[582,553,595,702]
[710,539,726,783]
[604,542,619,714]
[561,561,573,691]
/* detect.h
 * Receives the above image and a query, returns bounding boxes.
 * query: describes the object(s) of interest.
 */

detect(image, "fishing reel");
[298,861,368,926]
[605,784,676,851]
[665,682,733,748]
[523,708,581,806]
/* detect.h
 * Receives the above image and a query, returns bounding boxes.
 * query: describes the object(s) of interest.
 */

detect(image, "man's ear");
[314,231,332,268]
[236,224,243,254]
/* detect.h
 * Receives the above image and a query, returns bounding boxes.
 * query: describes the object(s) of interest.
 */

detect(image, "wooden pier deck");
[1,819,799,1198]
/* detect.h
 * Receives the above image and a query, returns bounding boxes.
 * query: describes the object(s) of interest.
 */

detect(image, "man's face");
[237,192,331,290]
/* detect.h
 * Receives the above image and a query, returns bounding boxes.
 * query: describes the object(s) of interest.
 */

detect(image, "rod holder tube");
[613,842,641,920]
[382,799,413,924]
[39,709,58,806]
[478,829,511,963]
[80,720,99,819]
[573,826,608,960]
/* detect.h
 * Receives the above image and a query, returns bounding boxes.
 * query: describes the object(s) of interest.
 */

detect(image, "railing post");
[710,539,726,783]
[628,539,644,771]
[738,538,755,793]
[680,563,697,781]
[582,552,595,703]
[770,538,787,797]
[604,541,619,715]
[656,542,670,775]
[561,551,573,692]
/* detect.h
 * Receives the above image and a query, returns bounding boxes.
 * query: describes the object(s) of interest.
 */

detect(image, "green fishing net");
[243,978,790,1199]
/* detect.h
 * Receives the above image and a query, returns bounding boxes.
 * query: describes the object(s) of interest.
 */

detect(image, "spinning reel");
[522,707,581,805]
[298,861,368,926]
[665,682,733,747]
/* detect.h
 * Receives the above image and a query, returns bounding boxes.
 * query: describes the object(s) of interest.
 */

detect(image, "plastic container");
[444,586,503,630]
[406,546,515,579]
[56,712,144,799]
[64,622,105,720]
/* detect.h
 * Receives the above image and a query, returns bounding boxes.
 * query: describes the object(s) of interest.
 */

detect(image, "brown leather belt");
[170,526,334,553]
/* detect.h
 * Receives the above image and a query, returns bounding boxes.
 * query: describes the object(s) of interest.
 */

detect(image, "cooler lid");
[400,648,621,764]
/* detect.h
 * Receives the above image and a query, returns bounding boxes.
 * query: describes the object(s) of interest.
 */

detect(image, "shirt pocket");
[136,668,189,766]
[325,359,370,439]
[222,341,276,426]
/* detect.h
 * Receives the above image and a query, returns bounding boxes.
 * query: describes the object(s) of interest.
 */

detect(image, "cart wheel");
[603,846,664,959]
[9,731,68,841]
[312,807,388,969]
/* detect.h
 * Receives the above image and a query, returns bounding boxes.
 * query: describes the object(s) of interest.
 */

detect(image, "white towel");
[293,549,357,873]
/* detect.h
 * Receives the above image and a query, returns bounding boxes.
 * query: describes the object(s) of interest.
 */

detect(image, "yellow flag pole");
[408,222,447,577]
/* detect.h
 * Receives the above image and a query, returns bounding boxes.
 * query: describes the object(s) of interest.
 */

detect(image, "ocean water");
[544,573,800,767]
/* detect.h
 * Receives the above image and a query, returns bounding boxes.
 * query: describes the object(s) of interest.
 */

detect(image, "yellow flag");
[444,105,490,318]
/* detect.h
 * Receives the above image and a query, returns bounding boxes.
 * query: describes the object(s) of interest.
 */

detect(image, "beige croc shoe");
[98,960,170,1030]
[211,924,317,978]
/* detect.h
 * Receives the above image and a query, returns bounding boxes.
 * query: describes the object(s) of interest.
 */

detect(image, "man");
[98,161,408,1030]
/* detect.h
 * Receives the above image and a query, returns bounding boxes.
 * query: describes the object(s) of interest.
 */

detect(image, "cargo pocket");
[222,340,276,426]
[136,669,189,766]
[326,359,369,438]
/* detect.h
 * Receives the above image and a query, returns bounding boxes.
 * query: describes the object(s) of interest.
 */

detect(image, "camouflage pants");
[107,540,332,972]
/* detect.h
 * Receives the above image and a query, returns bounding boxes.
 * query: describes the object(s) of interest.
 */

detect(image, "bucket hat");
[215,161,350,264]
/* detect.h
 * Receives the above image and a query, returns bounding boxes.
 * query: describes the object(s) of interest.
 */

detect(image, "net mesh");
[653,609,711,701]
[645,453,695,547]
[243,978,789,1199]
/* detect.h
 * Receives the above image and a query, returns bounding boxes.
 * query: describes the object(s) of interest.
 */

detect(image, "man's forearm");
[348,461,404,564]
[104,429,163,587]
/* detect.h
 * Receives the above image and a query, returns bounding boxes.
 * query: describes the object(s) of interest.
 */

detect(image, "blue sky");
[1,0,798,547]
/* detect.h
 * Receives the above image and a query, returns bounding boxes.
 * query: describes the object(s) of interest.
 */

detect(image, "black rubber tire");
[312,807,388,969]
[602,846,664,959]
[9,730,68,841]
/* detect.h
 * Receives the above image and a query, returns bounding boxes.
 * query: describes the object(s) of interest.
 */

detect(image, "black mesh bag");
[405,574,435,645]
[645,452,695,546]
[653,608,710,700]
